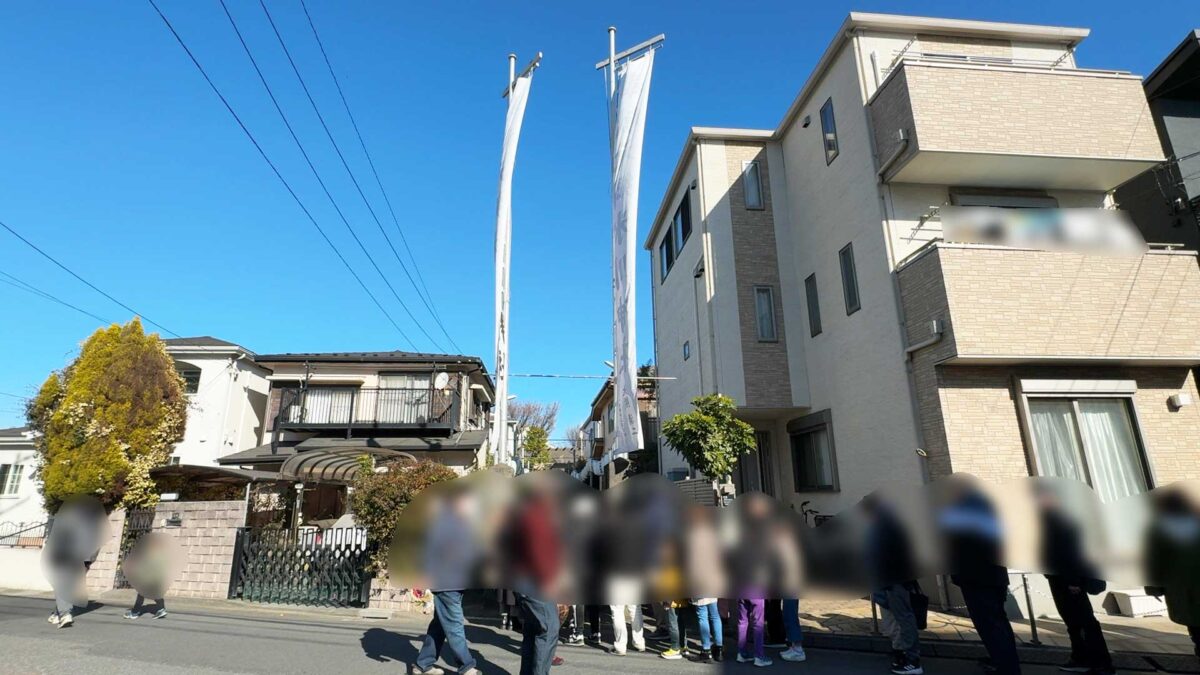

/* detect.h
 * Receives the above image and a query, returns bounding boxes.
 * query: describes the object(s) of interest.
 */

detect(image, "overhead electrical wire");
[147,0,416,348]
[0,219,176,335]
[0,269,114,325]
[259,0,462,354]
[299,0,449,340]
[217,0,445,352]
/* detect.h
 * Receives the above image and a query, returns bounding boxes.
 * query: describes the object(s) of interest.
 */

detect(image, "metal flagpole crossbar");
[492,50,541,472]
[578,27,662,484]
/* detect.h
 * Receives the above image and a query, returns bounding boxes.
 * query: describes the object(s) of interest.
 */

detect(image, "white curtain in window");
[799,428,833,488]
[1076,399,1148,503]
[378,375,431,424]
[1028,400,1086,482]
[302,388,353,424]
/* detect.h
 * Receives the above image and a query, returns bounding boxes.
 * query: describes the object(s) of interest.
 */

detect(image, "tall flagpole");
[493,51,540,471]
[593,28,662,480]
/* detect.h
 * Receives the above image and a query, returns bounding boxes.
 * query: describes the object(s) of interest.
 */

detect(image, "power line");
[0,269,114,325]
[260,0,461,354]
[218,0,444,352]
[299,0,449,341]
[0,391,29,400]
[147,0,415,348]
[0,219,178,336]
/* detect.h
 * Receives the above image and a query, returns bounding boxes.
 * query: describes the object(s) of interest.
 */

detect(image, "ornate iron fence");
[114,508,156,589]
[0,521,49,547]
[228,526,372,608]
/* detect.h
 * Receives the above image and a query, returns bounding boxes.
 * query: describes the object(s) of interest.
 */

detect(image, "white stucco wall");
[170,352,270,467]
[0,436,46,527]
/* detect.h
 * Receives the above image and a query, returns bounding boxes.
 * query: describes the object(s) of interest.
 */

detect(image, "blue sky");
[0,0,1192,437]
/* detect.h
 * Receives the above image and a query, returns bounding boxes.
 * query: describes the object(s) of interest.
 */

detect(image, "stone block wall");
[85,508,126,596]
[153,500,247,599]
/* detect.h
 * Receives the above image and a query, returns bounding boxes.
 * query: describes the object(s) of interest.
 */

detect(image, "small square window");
[743,161,764,210]
[168,456,182,466]
[682,341,691,361]
[820,98,839,165]
[754,286,778,341]
[839,243,861,315]
[804,274,822,337]
[178,368,201,394]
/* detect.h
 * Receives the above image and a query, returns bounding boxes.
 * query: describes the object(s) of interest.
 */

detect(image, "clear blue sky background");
[0,0,1193,437]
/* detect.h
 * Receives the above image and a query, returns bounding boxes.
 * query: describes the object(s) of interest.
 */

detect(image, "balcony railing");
[275,386,457,432]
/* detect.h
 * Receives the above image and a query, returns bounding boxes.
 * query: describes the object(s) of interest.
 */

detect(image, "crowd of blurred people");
[39,470,1200,675]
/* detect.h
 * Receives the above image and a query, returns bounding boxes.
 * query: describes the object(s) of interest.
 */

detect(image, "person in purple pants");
[737,598,771,666]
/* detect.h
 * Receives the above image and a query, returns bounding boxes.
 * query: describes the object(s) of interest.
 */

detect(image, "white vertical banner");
[607,48,655,464]
[492,72,533,467]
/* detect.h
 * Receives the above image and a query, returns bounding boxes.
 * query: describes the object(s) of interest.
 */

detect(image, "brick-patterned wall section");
[153,500,246,599]
[937,365,1200,485]
[725,142,793,409]
[936,247,1200,359]
[915,34,1014,58]
[870,62,1163,165]
[85,508,126,596]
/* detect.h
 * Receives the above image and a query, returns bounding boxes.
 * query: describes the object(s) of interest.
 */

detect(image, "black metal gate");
[228,527,372,608]
[114,508,155,589]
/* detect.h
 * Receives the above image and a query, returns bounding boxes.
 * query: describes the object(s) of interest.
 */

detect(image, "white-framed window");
[753,286,778,341]
[168,456,181,466]
[839,243,861,315]
[0,464,23,496]
[1020,379,1153,503]
[789,410,838,491]
[820,98,839,165]
[742,161,764,210]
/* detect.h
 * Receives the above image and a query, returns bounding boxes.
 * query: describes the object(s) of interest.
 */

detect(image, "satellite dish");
[434,372,450,390]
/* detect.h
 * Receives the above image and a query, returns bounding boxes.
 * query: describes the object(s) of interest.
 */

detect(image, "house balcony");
[896,243,1200,366]
[869,56,1164,191]
[273,386,459,435]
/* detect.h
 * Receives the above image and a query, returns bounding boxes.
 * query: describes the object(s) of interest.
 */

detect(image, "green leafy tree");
[350,457,458,571]
[660,394,756,481]
[522,426,552,471]
[26,318,187,512]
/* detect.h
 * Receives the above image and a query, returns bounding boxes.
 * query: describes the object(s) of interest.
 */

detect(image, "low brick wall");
[85,509,126,596]
[367,578,432,614]
[153,500,247,599]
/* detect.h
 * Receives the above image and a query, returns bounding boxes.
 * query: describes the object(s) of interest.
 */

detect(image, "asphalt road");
[0,594,1067,675]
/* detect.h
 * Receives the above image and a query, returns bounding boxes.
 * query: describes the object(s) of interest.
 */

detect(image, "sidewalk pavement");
[798,598,1198,674]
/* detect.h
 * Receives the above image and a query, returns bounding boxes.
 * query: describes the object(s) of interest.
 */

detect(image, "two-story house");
[575,375,659,487]
[648,12,1200,519]
[217,350,494,523]
[163,337,271,468]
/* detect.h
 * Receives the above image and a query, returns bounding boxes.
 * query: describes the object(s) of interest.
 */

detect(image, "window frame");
[673,192,693,252]
[819,98,839,165]
[658,234,675,282]
[804,273,822,337]
[1015,379,1157,494]
[682,340,691,361]
[753,285,779,342]
[742,161,764,210]
[178,367,202,395]
[755,430,776,497]
[839,242,861,315]
[787,409,840,492]
[0,463,22,496]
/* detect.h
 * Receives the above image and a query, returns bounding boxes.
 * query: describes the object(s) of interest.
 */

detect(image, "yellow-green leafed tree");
[26,318,187,512]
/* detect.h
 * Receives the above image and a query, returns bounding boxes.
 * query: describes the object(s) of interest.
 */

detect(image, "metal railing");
[882,50,1130,80]
[275,386,457,431]
[0,520,49,547]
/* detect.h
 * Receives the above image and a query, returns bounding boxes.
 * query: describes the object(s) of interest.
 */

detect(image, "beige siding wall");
[915,34,1013,58]
[725,142,792,409]
[933,365,1200,485]
[872,63,1163,162]
[934,247,1200,359]
[775,43,925,513]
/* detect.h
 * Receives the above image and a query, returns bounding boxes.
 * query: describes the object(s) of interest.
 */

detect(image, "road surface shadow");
[361,624,519,674]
